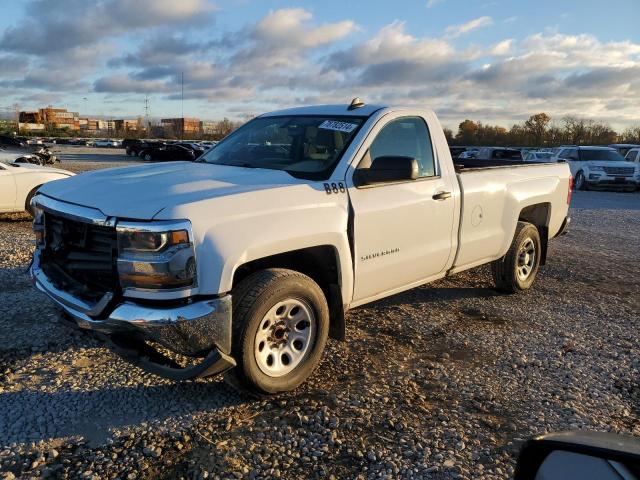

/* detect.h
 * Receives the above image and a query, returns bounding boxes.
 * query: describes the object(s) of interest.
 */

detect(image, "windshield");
[581,149,626,161]
[197,115,365,179]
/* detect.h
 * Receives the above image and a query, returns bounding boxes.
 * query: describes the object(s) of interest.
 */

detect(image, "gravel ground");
[0,166,638,479]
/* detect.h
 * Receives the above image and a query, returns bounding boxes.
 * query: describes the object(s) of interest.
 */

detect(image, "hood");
[38,161,304,220]
[585,160,637,168]
[5,162,74,176]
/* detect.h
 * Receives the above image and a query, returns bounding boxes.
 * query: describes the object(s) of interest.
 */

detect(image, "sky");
[0,0,639,130]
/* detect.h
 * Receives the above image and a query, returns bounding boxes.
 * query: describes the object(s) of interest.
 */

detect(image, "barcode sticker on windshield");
[318,120,358,133]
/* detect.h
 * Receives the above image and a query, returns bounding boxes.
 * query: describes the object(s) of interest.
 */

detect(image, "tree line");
[444,113,640,147]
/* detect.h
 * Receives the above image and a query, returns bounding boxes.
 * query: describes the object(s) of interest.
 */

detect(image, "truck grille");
[603,167,634,176]
[42,212,119,297]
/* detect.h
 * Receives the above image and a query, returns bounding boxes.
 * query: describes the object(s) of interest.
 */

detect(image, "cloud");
[489,39,513,56]
[0,0,214,56]
[2,4,640,128]
[94,74,172,94]
[426,0,444,7]
[93,7,358,102]
[444,16,493,38]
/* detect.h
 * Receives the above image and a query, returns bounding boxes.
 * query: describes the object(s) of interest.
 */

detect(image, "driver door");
[347,115,456,304]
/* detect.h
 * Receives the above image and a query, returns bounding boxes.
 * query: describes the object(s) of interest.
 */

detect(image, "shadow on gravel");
[370,284,502,308]
[0,380,246,446]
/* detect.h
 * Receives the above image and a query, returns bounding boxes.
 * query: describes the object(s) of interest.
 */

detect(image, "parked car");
[176,142,207,158]
[523,151,555,162]
[0,135,27,148]
[0,161,73,215]
[624,147,640,164]
[0,149,45,166]
[94,139,121,148]
[140,144,195,161]
[122,138,144,156]
[608,143,639,157]
[458,148,479,159]
[553,146,640,191]
[30,101,571,396]
[136,141,166,158]
[475,147,523,160]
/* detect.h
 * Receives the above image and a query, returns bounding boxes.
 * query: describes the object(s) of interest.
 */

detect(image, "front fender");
[160,183,354,302]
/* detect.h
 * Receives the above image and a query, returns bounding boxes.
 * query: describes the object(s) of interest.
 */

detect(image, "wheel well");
[25,184,42,211]
[518,203,550,265]
[232,246,345,341]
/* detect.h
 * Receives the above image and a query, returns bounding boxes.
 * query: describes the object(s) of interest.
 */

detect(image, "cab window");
[367,117,436,177]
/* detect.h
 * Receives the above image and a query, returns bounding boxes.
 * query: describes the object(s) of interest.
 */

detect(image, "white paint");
[0,162,74,213]
[36,105,571,309]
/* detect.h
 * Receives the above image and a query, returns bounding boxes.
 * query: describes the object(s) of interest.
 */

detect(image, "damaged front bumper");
[31,249,236,380]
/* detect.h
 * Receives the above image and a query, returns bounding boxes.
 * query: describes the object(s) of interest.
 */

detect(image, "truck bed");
[450,160,571,274]
[453,158,558,171]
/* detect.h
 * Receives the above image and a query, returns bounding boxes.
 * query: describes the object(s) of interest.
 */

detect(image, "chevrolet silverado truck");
[30,101,572,395]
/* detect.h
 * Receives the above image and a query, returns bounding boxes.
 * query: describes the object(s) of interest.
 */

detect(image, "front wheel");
[574,171,587,191]
[491,222,542,293]
[144,154,152,161]
[224,268,329,396]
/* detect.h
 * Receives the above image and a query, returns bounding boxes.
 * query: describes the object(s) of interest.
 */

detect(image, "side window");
[368,117,436,177]
[569,149,580,161]
[626,151,638,162]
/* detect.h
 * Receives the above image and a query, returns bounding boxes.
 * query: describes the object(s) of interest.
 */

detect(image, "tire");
[224,268,329,396]
[144,154,152,161]
[574,171,587,191]
[25,186,41,217]
[491,221,542,293]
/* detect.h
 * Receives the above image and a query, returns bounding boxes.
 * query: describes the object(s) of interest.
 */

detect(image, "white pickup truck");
[30,101,572,395]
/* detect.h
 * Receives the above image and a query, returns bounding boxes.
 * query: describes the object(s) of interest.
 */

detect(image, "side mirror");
[353,156,419,186]
[514,431,640,480]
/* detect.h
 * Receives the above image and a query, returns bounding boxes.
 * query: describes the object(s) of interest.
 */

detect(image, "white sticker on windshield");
[318,120,358,133]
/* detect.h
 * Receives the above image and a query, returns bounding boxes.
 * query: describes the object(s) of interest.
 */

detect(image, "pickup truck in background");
[30,100,572,396]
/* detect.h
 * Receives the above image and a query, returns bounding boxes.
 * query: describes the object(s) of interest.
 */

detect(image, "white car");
[94,139,121,148]
[553,146,640,191]
[31,101,571,395]
[0,162,74,215]
[524,151,555,162]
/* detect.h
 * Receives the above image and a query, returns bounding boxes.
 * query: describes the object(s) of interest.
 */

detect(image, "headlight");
[31,201,45,246]
[589,165,604,171]
[116,220,197,293]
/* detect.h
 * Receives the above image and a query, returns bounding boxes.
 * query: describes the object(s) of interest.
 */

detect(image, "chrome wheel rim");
[517,238,536,281]
[575,173,584,189]
[254,298,315,377]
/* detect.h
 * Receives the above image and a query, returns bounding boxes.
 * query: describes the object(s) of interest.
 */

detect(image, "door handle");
[432,191,452,201]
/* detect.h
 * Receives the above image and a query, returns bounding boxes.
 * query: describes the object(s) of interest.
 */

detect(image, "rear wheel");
[491,222,541,293]
[224,268,329,396]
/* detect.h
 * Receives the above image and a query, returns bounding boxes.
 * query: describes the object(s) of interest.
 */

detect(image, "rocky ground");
[0,157,638,479]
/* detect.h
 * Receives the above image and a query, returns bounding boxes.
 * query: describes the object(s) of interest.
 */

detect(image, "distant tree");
[621,126,640,144]
[456,119,479,144]
[524,113,551,146]
[562,116,588,145]
[443,127,454,144]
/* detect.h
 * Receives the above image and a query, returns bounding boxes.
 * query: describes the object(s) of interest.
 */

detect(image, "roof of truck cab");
[258,104,388,117]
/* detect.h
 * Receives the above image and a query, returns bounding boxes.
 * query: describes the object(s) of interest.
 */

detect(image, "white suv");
[554,146,640,191]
